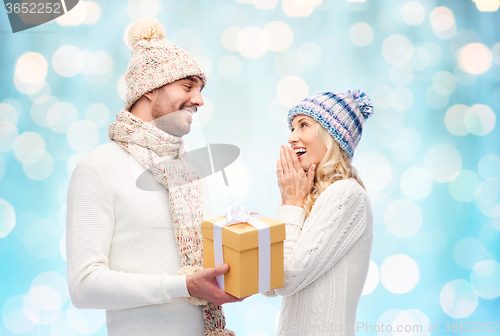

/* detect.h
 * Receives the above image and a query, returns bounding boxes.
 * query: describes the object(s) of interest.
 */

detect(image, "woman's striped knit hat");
[124,17,206,111]
[287,90,374,159]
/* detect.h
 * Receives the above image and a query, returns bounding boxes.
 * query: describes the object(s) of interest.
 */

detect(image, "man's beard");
[151,102,190,137]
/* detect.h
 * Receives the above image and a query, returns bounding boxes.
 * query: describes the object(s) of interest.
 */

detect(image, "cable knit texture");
[264,178,373,336]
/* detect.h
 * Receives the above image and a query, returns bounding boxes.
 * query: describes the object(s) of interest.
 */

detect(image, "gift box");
[201,210,286,298]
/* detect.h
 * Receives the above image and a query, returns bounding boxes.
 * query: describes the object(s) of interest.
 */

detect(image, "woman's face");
[288,115,327,171]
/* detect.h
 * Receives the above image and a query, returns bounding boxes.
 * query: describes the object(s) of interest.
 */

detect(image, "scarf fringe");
[205,329,236,336]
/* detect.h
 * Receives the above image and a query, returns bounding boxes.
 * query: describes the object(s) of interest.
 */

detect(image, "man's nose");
[190,90,204,107]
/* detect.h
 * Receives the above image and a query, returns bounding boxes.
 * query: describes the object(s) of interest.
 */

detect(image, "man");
[66,17,238,336]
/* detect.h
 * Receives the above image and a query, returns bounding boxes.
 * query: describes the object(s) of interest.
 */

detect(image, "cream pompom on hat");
[124,17,207,111]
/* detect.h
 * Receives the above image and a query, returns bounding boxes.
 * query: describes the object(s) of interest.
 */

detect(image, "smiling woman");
[268,90,375,336]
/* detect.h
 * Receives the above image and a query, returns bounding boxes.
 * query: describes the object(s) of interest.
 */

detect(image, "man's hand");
[186,264,243,305]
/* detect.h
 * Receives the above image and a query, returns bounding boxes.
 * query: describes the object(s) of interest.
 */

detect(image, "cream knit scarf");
[108,110,234,336]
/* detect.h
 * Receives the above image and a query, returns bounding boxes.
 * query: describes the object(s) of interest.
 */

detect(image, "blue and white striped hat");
[287,89,374,159]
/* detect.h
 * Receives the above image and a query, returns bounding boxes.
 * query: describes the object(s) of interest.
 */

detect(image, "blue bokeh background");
[1,0,499,335]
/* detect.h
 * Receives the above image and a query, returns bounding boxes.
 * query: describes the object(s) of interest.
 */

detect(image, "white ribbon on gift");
[213,204,271,293]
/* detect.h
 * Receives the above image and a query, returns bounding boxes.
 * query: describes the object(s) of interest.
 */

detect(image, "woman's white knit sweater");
[66,141,208,336]
[266,178,373,336]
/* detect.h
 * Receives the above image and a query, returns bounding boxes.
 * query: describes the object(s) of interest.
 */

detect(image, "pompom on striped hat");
[287,90,374,159]
[124,17,207,111]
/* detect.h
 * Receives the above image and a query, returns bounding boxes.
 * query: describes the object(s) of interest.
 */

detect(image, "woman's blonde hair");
[303,122,365,218]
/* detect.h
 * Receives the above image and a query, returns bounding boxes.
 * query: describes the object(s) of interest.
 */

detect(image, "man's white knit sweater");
[66,141,208,335]
[266,178,373,336]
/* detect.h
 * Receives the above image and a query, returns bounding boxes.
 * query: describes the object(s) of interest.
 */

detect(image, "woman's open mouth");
[294,147,307,159]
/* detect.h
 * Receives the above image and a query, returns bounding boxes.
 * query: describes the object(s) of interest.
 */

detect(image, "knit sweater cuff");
[165,274,190,299]
[278,206,306,228]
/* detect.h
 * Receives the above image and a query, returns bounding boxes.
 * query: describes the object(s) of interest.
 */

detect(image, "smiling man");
[66,18,238,336]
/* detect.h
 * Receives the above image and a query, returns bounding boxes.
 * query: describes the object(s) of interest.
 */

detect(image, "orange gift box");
[201,214,285,298]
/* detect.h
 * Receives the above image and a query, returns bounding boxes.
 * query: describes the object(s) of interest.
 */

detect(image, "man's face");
[150,76,204,137]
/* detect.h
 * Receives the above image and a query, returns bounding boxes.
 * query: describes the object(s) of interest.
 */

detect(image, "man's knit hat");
[287,90,374,159]
[124,17,207,111]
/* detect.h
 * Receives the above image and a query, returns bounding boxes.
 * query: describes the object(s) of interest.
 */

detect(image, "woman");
[265,90,374,336]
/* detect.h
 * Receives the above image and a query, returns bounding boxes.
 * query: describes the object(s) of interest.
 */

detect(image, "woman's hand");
[277,145,315,207]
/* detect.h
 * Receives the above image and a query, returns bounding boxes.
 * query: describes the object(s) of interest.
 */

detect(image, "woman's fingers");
[308,164,316,189]
[288,146,304,173]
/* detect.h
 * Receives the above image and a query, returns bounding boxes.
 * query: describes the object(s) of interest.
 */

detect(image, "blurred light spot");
[117,75,126,101]
[367,191,391,226]
[14,74,45,95]
[29,285,62,323]
[401,1,425,25]
[390,87,413,111]
[454,65,477,86]
[221,27,242,52]
[127,0,162,20]
[407,230,432,255]
[92,51,113,76]
[353,152,392,192]
[67,121,99,152]
[464,104,496,136]
[376,309,403,333]
[380,254,419,293]
[0,121,18,152]
[274,50,305,77]
[424,144,462,183]
[371,85,392,110]
[350,22,374,47]
[67,152,87,176]
[475,0,500,11]
[80,50,96,74]
[445,104,469,136]
[362,260,379,295]
[24,219,62,258]
[385,199,422,238]
[15,52,48,85]
[425,86,449,109]
[470,260,500,298]
[243,303,278,335]
[478,154,500,179]
[458,43,493,75]
[28,81,51,102]
[264,21,293,52]
[432,71,456,96]
[400,167,432,200]
[298,42,322,66]
[254,0,279,9]
[237,27,268,59]
[475,178,500,218]
[224,5,248,26]
[377,8,400,32]
[47,102,79,134]
[276,76,308,108]
[84,103,110,128]
[430,7,456,40]
[492,42,500,65]
[31,272,69,309]
[453,237,487,269]
[22,150,54,181]
[52,46,84,77]
[66,303,106,334]
[14,132,46,164]
[1,295,37,334]
[0,103,19,128]
[422,41,443,66]
[31,95,58,128]
[57,0,86,25]
[83,1,102,24]
[440,279,478,318]
[282,0,317,17]
[382,34,413,65]
[197,97,213,127]
[448,170,482,203]
[192,55,212,77]
[0,198,16,238]
[50,313,78,336]
[389,64,413,87]
[218,55,243,81]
